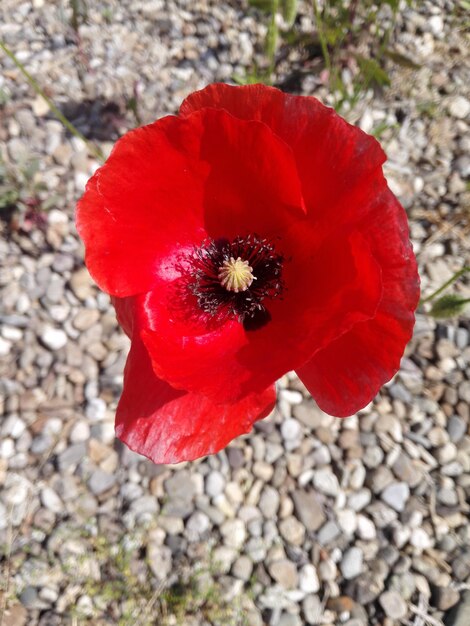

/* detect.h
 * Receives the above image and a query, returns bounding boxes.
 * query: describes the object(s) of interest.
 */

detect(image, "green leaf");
[0,187,19,209]
[416,100,439,118]
[248,0,273,12]
[281,0,298,26]
[232,66,272,86]
[324,24,345,47]
[429,294,470,319]
[384,49,421,70]
[371,121,398,139]
[21,159,40,181]
[356,55,391,87]
[0,87,9,106]
[383,0,400,12]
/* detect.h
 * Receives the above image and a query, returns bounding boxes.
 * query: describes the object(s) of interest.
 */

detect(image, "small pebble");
[379,590,408,620]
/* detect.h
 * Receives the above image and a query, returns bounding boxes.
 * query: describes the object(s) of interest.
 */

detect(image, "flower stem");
[420,266,470,304]
[312,0,332,76]
[312,0,339,109]
[0,40,104,162]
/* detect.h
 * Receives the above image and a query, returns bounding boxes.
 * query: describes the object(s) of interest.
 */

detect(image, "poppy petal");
[180,83,386,225]
[115,336,276,464]
[76,105,305,298]
[120,227,382,404]
[296,191,419,416]
[76,116,209,297]
[196,106,306,241]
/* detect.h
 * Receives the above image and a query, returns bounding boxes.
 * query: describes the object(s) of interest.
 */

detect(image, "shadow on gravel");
[444,591,470,626]
[58,97,127,141]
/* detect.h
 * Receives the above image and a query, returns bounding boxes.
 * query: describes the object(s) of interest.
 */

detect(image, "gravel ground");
[0,1,469,625]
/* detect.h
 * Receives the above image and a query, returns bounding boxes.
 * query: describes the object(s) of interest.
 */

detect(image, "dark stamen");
[188,234,284,329]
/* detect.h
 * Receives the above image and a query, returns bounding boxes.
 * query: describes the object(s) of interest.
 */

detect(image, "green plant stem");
[420,266,470,304]
[265,0,279,78]
[312,0,339,109]
[0,40,104,162]
[312,0,332,76]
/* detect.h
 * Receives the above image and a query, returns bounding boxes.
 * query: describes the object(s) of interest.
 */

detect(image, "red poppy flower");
[76,83,419,464]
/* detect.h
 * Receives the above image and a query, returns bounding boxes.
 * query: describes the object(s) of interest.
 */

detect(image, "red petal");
[180,83,386,226]
[76,116,210,297]
[296,191,420,416]
[114,228,382,404]
[195,106,306,241]
[115,336,276,464]
[77,105,305,297]
[111,295,135,338]
[230,228,383,395]
[182,86,419,413]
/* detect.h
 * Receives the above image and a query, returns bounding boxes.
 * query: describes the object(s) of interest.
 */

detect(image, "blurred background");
[0,1,469,625]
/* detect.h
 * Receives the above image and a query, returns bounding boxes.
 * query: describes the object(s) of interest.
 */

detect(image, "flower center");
[218,256,255,293]
[188,234,284,329]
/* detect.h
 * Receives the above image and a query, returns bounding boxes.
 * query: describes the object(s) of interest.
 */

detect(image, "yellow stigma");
[218,256,256,293]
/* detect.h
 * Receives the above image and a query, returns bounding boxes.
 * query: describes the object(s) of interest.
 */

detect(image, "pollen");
[218,256,256,293]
